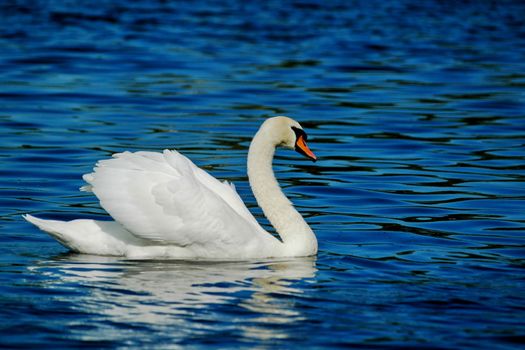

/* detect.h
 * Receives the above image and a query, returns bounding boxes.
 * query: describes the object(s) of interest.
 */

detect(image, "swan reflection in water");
[32,255,317,342]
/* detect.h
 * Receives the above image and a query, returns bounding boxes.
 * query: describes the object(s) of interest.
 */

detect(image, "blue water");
[1,0,525,348]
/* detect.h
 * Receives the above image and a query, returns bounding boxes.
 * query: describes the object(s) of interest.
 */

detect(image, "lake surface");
[1,0,525,348]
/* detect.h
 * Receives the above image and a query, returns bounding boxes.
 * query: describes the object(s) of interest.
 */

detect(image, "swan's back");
[28,150,280,259]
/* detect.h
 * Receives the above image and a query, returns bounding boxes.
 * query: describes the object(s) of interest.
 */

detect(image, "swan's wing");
[83,150,265,247]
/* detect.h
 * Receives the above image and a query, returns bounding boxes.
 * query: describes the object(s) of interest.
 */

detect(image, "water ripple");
[1,0,524,349]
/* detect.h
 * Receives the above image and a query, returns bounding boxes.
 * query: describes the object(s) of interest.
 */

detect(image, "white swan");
[24,116,318,259]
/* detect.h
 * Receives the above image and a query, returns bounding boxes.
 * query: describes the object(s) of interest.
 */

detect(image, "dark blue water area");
[1,0,525,348]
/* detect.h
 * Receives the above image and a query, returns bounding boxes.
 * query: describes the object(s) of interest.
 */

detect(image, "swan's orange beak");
[295,134,317,162]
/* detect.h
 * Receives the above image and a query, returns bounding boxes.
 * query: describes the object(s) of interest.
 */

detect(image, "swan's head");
[261,116,317,162]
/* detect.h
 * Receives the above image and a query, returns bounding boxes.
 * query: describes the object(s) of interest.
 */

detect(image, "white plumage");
[25,116,318,259]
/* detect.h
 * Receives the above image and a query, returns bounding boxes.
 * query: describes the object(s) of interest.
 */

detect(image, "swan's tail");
[23,214,79,251]
[23,214,132,255]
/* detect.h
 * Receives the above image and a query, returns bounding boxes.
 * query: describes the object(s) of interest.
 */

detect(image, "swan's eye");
[291,126,307,141]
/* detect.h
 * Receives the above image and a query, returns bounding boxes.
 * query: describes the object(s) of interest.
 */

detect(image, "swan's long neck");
[247,129,317,257]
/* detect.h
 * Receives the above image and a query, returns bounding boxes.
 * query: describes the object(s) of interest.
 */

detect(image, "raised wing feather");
[83,150,265,248]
